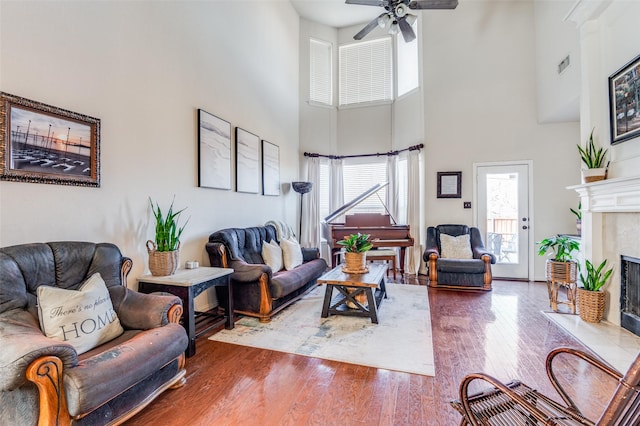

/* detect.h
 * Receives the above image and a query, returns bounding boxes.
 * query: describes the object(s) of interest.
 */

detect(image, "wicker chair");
[451,347,640,425]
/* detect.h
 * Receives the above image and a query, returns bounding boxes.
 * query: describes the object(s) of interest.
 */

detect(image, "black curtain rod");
[304,143,423,160]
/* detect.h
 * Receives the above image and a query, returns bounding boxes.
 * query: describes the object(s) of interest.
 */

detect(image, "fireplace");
[621,255,640,337]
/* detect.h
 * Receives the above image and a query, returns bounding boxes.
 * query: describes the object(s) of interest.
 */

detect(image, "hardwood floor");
[125,277,617,425]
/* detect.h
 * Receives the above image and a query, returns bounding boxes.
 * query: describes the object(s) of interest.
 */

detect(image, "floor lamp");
[292,181,312,240]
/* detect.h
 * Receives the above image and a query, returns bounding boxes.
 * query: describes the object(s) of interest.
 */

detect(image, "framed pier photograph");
[0,92,100,187]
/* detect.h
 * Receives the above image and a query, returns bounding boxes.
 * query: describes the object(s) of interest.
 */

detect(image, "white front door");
[475,162,531,280]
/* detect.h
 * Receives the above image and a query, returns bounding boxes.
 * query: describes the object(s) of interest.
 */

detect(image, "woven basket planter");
[577,288,606,323]
[343,252,368,274]
[581,168,607,183]
[147,240,180,276]
[545,260,577,283]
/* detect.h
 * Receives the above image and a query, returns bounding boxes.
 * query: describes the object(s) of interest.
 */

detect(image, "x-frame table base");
[318,263,388,324]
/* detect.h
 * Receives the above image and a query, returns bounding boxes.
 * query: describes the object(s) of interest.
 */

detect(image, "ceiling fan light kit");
[346,0,458,42]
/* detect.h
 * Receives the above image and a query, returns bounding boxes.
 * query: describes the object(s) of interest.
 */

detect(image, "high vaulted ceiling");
[290,0,382,28]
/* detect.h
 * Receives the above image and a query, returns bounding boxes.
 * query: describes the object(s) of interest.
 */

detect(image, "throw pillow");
[280,236,303,271]
[37,273,124,355]
[440,233,473,259]
[262,240,283,272]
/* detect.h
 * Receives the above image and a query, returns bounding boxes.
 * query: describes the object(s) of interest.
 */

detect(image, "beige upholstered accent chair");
[0,241,188,425]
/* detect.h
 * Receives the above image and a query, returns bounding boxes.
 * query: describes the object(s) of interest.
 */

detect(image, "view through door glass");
[477,164,529,280]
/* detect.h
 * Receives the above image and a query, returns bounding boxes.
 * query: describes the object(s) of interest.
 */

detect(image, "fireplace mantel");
[568,175,640,213]
[568,175,640,325]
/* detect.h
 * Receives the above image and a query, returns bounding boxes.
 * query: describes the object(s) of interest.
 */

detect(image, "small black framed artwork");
[198,109,232,190]
[261,140,280,196]
[609,53,640,145]
[437,171,462,198]
[235,127,260,194]
[0,92,100,187]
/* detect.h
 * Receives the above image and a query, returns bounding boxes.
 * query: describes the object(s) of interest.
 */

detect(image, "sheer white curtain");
[302,157,321,248]
[329,158,344,221]
[406,149,421,275]
[386,155,398,222]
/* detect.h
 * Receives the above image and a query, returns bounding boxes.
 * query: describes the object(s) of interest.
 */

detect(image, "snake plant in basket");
[577,259,613,323]
[147,197,189,276]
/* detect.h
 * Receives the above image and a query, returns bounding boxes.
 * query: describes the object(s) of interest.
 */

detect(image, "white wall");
[421,0,580,280]
[534,0,581,123]
[0,1,301,300]
[577,0,640,178]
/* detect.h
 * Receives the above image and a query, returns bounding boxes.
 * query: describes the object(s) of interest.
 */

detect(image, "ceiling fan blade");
[397,17,416,42]
[408,0,458,9]
[354,13,386,40]
[345,0,384,6]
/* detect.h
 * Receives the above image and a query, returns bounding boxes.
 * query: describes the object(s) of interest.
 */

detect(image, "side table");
[137,267,234,357]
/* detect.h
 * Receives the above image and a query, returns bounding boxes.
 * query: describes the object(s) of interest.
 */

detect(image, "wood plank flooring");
[125,277,617,425]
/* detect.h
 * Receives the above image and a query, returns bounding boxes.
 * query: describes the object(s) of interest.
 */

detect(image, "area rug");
[209,284,435,376]
[543,311,640,372]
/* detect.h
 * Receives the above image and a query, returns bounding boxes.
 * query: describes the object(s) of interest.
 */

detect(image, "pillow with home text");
[37,273,124,354]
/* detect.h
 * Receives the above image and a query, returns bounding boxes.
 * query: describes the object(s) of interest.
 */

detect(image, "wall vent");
[558,55,570,74]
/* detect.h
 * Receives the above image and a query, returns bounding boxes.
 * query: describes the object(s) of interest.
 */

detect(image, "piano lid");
[323,182,389,223]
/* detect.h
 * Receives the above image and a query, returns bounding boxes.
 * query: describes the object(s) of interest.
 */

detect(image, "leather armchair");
[0,242,188,425]
[423,225,496,291]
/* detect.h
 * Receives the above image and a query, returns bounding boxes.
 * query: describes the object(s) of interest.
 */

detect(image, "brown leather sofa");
[206,225,327,322]
[0,241,188,425]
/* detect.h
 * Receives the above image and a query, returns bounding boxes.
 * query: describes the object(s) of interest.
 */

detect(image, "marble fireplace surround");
[569,175,640,326]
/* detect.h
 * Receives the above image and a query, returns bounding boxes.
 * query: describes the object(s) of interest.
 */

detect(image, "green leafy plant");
[570,201,582,221]
[579,259,613,292]
[536,235,579,262]
[149,197,189,252]
[337,233,373,253]
[577,128,608,169]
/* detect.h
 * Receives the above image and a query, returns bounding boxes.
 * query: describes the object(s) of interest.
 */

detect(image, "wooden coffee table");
[318,263,388,324]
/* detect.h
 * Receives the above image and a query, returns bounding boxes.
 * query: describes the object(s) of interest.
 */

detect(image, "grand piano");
[323,183,414,274]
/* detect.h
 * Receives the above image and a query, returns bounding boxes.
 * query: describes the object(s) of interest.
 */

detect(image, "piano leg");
[399,247,406,275]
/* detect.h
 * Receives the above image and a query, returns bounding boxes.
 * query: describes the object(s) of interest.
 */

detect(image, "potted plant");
[337,233,373,308]
[147,197,189,276]
[337,233,373,273]
[577,259,613,323]
[570,202,582,236]
[537,235,580,312]
[577,128,609,183]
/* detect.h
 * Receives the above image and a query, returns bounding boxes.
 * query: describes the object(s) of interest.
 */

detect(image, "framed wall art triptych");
[198,109,232,190]
[261,140,280,196]
[235,127,260,194]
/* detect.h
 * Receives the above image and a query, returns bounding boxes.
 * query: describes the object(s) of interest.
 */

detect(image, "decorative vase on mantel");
[581,168,607,183]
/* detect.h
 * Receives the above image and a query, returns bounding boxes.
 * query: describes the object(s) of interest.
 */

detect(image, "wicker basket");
[147,240,180,276]
[546,260,577,283]
[343,252,368,274]
[577,288,606,323]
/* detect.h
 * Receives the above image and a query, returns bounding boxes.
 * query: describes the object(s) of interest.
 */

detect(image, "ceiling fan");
[346,0,458,42]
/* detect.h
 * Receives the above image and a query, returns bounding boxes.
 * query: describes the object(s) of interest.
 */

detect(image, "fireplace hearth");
[621,255,640,337]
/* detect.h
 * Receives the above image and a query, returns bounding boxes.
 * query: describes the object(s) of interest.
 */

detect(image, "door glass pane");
[485,173,518,264]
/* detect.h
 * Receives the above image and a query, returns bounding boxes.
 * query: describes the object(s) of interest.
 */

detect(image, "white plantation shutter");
[397,21,419,97]
[342,160,387,213]
[339,38,393,106]
[309,38,332,105]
